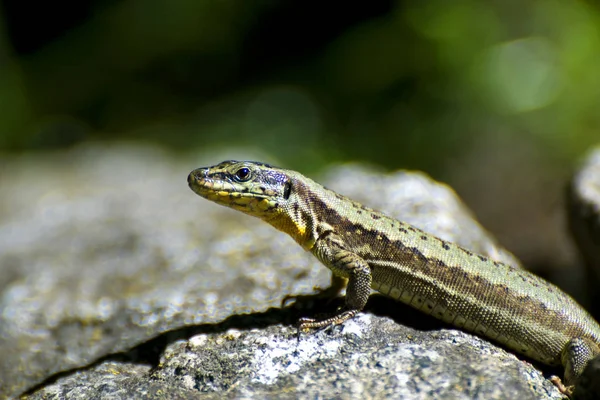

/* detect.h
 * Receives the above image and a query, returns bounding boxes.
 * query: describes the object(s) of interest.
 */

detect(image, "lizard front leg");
[298,233,372,331]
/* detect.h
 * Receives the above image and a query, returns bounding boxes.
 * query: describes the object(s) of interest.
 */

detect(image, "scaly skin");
[188,160,600,397]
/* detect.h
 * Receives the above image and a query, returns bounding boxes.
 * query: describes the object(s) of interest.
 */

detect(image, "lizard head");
[187,160,292,217]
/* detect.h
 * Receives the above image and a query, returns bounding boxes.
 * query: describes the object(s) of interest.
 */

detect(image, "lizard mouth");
[187,168,211,196]
[188,168,234,198]
[187,167,270,210]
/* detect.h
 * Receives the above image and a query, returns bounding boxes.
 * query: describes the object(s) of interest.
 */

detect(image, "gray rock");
[569,145,600,265]
[0,144,561,399]
[568,146,600,400]
[568,146,600,315]
[28,316,561,400]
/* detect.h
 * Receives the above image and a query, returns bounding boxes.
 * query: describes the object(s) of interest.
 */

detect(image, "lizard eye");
[234,167,251,182]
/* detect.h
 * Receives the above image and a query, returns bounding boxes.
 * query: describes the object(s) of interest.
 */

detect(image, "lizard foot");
[297,309,357,332]
[550,375,574,398]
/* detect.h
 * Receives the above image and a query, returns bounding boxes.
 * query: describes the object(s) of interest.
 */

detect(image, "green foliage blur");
[1,0,599,277]
[0,0,599,174]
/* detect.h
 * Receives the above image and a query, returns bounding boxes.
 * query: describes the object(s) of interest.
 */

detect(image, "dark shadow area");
[0,0,96,54]
[240,1,395,76]
[366,293,448,331]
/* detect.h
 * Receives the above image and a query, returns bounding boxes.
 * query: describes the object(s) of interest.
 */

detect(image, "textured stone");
[0,144,563,399]
[27,316,561,400]
[569,146,600,316]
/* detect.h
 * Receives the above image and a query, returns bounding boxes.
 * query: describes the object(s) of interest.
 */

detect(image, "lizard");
[187,160,600,398]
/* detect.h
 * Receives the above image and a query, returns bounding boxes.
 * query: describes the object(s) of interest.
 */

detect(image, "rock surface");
[0,144,563,399]
[569,146,600,316]
[29,317,560,400]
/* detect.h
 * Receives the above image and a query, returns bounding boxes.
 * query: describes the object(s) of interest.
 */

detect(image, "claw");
[296,309,358,332]
[550,376,574,398]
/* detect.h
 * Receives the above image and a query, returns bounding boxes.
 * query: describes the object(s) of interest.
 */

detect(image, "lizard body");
[188,160,600,397]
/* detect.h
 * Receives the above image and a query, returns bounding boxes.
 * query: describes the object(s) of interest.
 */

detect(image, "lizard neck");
[265,175,327,251]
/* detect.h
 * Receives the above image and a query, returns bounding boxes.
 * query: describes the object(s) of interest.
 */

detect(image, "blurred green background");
[1,0,599,279]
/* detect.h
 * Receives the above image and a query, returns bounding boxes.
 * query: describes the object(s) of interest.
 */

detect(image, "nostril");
[187,171,196,185]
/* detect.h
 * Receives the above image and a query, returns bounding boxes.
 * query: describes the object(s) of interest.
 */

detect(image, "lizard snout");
[187,168,207,189]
